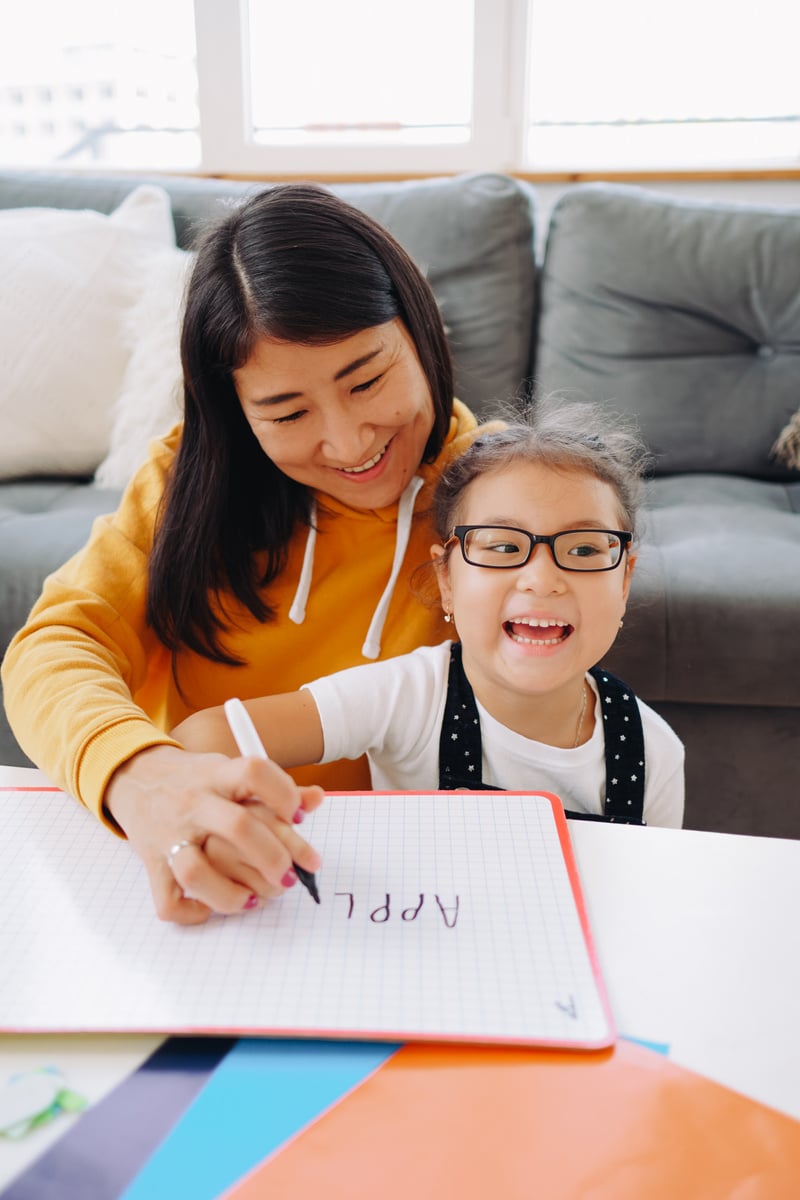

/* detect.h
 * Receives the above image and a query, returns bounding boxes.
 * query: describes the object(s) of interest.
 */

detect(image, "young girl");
[174,405,685,857]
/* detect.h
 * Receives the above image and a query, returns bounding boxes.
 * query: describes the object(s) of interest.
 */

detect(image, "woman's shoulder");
[106,422,184,542]
[419,402,506,489]
[448,401,506,455]
[149,421,183,464]
[118,421,182,487]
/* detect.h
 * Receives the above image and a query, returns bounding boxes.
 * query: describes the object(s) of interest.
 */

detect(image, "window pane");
[0,1,199,169]
[246,0,474,147]
[525,0,800,169]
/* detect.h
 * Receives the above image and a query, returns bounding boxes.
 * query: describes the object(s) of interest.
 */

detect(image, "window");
[0,0,797,176]
[194,0,519,174]
[0,1,199,169]
[247,0,474,148]
[524,0,800,172]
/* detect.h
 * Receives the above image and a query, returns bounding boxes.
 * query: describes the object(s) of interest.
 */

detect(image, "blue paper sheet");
[120,1038,400,1200]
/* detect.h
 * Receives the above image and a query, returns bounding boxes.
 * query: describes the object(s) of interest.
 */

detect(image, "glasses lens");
[462,527,531,567]
[554,531,622,570]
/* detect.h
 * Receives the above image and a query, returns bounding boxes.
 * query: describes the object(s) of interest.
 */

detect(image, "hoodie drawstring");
[361,475,424,660]
[287,476,425,661]
[288,501,317,625]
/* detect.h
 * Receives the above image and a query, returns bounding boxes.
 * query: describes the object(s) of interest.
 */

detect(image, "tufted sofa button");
[757,344,775,358]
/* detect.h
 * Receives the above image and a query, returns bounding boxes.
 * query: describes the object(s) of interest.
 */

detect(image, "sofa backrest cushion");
[0,170,537,423]
[535,183,800,480]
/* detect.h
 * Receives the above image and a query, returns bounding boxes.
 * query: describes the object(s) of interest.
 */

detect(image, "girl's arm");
[170,689,324,767]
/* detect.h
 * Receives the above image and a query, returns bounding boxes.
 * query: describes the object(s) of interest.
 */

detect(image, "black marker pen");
[224,697,320,904]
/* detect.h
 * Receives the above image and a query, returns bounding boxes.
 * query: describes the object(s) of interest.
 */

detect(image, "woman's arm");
[2,433,326,925]
[1,432,178,820]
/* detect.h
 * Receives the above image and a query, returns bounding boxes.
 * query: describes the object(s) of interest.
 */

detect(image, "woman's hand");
[104,744,324,925]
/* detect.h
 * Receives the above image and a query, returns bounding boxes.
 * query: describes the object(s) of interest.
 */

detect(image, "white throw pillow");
[0,185,176,479]
[93,243,193,489]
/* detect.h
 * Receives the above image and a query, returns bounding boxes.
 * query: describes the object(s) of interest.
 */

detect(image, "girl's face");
[432,461,636,729]
[233,319,436,510]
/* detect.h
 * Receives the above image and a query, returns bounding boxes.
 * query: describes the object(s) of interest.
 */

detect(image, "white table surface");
[1,766,798,1186]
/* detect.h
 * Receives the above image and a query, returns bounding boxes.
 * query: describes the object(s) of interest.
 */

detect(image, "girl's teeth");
[506,619,568,645]
[342,446,386,474]
[510,632,563,645]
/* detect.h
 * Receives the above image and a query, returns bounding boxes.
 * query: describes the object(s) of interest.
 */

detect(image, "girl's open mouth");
[504,619,572,646]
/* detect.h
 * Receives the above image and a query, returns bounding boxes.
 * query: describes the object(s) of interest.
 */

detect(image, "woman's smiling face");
[233,319,435,510]
[433,460,636,728]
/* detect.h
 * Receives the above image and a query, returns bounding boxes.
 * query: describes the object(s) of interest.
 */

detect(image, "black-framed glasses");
[446,525,632,572]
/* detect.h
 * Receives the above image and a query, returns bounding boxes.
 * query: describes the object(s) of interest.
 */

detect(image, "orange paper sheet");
[223,1039,800,1199]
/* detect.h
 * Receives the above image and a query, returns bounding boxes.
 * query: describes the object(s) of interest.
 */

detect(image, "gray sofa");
[1,169,798,837]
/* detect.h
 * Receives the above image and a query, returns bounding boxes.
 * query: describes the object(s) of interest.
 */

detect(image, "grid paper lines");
[0,789,612,1047]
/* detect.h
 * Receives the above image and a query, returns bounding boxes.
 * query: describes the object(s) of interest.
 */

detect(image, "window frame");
[4,0,798,181]
[193,0,800,181]
[193,0,530,175]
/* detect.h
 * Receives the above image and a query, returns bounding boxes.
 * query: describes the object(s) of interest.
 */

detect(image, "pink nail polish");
[292,808,304,824]
[281,869,298,888]
[242,893,259,911]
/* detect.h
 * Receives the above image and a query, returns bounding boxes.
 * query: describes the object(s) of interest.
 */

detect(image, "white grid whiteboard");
[0,789,614,1048]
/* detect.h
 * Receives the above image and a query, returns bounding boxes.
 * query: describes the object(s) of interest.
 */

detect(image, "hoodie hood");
[288,474,425,659]
[287,399,488,661]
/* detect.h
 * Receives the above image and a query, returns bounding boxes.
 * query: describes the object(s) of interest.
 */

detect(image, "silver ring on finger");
[167,839,198,873]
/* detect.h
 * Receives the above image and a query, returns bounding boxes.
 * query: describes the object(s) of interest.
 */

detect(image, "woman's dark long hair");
[147,183,455,664]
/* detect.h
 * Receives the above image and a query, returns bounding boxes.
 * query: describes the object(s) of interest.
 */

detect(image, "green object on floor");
[0,1067,87,1139]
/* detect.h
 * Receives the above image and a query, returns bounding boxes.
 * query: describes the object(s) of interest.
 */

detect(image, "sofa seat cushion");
[603,474,800,707]
[0,481,122,654]
[535,183,800,481]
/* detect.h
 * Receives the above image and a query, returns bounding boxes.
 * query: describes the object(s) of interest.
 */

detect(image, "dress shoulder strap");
[437,644,646,824]
[438,642,492,790]
[586,666,645,824]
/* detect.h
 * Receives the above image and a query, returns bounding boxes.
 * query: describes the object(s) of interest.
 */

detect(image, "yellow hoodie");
[2,401,484,825]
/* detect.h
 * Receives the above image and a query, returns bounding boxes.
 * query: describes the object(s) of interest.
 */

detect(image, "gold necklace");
[573,682,588,749]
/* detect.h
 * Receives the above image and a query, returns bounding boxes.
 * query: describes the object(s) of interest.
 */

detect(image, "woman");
[1,184,488,924]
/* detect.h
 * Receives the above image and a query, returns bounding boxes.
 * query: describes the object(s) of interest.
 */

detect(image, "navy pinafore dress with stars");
[437,642,646,824]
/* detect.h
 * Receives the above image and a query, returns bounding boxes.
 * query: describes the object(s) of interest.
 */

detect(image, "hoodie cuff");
[75,719,182,835]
